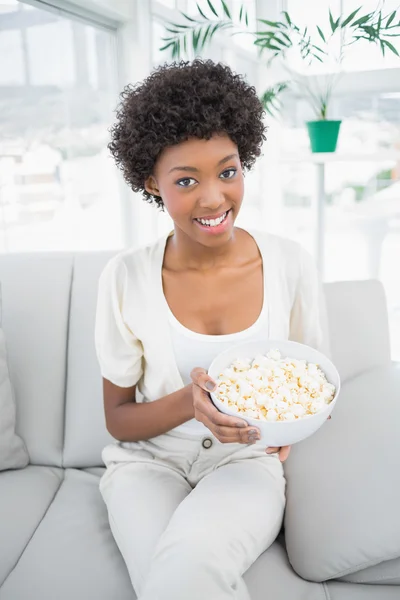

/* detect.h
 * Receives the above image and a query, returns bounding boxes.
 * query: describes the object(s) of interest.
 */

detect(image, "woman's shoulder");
[99,232,168,285]
[248,228,305,263]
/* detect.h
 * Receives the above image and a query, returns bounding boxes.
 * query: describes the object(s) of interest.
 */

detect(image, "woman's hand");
[190,367,261,444]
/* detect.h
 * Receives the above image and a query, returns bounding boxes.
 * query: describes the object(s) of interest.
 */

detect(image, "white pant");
[100,430,286,600]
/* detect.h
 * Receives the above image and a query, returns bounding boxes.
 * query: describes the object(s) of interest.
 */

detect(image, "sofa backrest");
[0,252,392,468]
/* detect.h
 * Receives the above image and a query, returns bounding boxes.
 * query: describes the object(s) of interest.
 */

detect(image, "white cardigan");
[94,229,331,404]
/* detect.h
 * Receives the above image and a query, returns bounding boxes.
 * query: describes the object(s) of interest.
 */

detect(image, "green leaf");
[380,39,386,56]
[273,36,290,47]
[267,43,282,51]
[363,25,377,38]
[352,14,373,27]
[383,39,399,56]
[165,27,184,34]
[192,28,201,51]
[387,11,396,28]
[317,25,326,42]
[180,11,197,23]
[280,31,291,43]
[245,10,248,26]
[209,22,220,41]
[341,7,361,28]
[201,23,212,47]
[196,3,208,20]
[329,9,335,31]
[174,38,181,59]
[159,41,175,52]
[206,0,219,18]
[168,23,190,29]
[329,9,340,33]
[220,0,231,19]
[283,11,291,26]
[258,19,280,28]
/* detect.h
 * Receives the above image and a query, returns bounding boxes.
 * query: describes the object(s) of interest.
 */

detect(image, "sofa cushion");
[324,280,391,383]
[0,466,63,585]
[0,298,29,470]
[326,581,400,599]
[63,252,114,468]
[339,556,400,585]
[0,254,73,466]
[0,466,326,600]
[284,363,400,582]
[0,469,135,600]
[244,537,327,600]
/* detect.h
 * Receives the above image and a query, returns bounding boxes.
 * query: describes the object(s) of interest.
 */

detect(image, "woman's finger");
[279,445,291,462]
[190,367,217,392]
[213,423,261,444]
[266,445,291,462]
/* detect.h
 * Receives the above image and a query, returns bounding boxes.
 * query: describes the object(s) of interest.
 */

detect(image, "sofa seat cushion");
[0,468,328,600]
[283,363,400,582]
[0,466,63,586]
[0,468,135,600]
[245,537,327,600]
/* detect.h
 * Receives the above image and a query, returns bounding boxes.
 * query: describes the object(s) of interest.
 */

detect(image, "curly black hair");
[108,59,266,208]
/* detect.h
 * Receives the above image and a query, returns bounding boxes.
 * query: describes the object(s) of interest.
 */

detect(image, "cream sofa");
[0,250,399,600]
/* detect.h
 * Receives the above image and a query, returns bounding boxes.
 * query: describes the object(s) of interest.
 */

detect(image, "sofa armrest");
[323,280,391,382]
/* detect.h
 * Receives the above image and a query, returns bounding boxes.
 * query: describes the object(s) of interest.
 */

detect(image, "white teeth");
[197,212,227,227]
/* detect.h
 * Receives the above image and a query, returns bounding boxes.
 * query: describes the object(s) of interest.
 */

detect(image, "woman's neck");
[166,226,243,272]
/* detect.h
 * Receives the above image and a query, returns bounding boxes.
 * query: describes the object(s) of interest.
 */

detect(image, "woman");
[95,59,329,600]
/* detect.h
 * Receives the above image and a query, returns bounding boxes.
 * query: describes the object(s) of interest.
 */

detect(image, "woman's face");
[145,134,244,247]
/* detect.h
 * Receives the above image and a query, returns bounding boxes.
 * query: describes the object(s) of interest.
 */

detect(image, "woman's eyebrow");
[168,153,238,174]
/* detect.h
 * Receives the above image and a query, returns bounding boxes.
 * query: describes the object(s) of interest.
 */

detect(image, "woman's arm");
[103,378,195,442]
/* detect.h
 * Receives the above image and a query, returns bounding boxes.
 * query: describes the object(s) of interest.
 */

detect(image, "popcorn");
[215,349,335,422]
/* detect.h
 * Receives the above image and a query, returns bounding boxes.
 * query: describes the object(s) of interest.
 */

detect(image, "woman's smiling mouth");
[193,209,231,233]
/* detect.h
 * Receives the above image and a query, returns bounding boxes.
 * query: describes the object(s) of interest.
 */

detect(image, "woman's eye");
[220,168,237,180]
[176,177,197,188]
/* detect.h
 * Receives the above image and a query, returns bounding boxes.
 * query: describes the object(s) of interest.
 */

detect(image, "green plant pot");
[306,120,342,153]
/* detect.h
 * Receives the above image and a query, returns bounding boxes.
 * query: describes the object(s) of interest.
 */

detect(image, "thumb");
[190,367,217,392]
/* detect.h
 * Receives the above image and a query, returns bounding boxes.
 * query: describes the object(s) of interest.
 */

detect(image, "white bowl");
[208,339,341,447]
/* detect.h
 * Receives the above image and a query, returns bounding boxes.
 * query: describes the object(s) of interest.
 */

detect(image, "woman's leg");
[140,456,286,600]
[100,461,192,597]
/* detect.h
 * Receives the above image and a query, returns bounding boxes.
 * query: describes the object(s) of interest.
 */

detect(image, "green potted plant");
[160,1,400,153]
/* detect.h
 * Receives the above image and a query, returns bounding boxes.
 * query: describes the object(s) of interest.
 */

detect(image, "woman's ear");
[144,175,160,197]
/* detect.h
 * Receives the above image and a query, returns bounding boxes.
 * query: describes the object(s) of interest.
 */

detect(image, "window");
[0,1,121,252]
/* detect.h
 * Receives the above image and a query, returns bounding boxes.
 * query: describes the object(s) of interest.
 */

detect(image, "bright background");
[0,0,399,360]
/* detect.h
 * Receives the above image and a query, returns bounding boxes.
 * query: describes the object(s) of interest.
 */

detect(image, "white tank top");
[167,297,270,436]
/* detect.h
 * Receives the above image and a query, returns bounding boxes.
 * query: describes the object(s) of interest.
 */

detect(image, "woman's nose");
[197,184,225,211]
